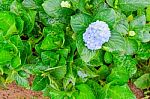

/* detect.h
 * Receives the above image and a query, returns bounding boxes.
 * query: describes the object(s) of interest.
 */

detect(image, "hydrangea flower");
[83,20,111,50]
[60,1,71,8]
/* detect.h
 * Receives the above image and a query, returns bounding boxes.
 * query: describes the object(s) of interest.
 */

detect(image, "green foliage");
[100,84,136,99]
[0,0,149,98]
[134,74,150,89]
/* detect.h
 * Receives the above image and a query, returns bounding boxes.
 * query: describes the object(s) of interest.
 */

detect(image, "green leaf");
[22,10,37,34]
[41,25,64,50]
[10,35,24,51]
[15,73,30,88]
[43,85,66,99]
[104,30,126,52]
[101,84,136,99]
[113,55,137,78]
[32,76,49,91]
[86,80,103,98]
[41,51,59,67]
[106,66,129,85]
[106,0,115,7]
[134,73,150,89]
[42,0,61,17]
[146,6,150,21]
[18,70,30,78]
[10,0,37,34]
[0,11,17,36]
[97,65,109,79]
[130,15,146,29]
[15,16,24,35]
[138,25,150,42]
[42,0,73,17]
[104,52,113,64]
[137,43,150,60]
[118,0,150,12]
[49,66,66,80]
[114,19,129,35]
[89,50,104,66]
[11,56,21,68]
[6,71,16,83]
[75,84,96,99]
[94,8,117,28]
[125,38,138,55]
[71,13,92,33]
[22,0,37,9]
[0,50,13,65]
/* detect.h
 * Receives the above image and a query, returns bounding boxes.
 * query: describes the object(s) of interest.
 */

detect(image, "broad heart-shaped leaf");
[71,13,92,34]
[104,30,126,52]
[136,24,150,43]
[94,8,117,28]
[22,10,37,34]
[124,38,138,55]
[107,55,137,85]
[10,1,37,34]
[15,16,24,35]
[10,35,24,51]
[86,80,103,98]
[41,24,65,50]
[42,0,73,17]
[101,84,136,99]
[130,15,146,29]
[41,51,59,67]
[43,85,66,99]
[42,0,61,17]
[75,84,96,99]
[22,0,37,9]
[71,13,98,62]
[0,50,13,65]
[48,65,67,80]
[32,76,49,91]
[0,11,17,36]
[114,19,129,35]
[134,73,150,89]
[11,56,21,68]
[113,55,137,78]
[106,66,129,85]
[118,0,150,12]
[137,43,150,60]
[0,38,17,65]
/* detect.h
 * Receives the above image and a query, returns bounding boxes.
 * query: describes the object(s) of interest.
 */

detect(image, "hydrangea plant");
[0,0,150,99]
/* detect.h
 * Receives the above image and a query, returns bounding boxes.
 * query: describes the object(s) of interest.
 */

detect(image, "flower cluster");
[83,20,111,50]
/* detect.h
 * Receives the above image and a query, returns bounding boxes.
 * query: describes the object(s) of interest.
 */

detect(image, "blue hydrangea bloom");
[83,20,111,50]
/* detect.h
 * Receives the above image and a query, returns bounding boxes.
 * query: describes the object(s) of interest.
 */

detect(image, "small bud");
[61,1,71,8]
[128,31,136,36]
[127,15,134,22]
